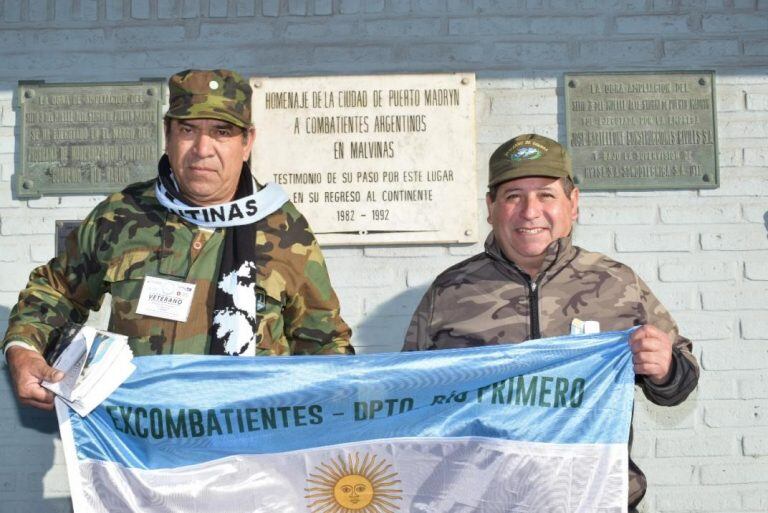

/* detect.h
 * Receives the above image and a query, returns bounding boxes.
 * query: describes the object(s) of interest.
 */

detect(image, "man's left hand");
[629,325,673,385]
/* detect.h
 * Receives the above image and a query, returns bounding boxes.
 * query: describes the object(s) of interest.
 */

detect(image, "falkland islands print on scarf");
[212,261,261,356]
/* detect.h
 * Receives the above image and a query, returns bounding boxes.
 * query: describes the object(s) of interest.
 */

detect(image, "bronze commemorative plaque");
[564,71,718,190]
[16,79,164,198]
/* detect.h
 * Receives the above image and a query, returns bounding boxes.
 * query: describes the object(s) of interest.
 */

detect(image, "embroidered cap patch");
[508,146,543,161]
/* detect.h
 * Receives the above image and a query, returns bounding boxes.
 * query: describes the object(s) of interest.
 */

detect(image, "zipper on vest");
[528,280,540,340]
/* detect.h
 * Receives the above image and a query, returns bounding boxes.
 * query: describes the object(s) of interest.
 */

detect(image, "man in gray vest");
[404,133,699,511]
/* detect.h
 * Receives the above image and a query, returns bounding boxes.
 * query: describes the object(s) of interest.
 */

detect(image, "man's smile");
[516,227,548,234]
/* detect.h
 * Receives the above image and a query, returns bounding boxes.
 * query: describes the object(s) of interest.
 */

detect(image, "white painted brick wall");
[0,2,766,512]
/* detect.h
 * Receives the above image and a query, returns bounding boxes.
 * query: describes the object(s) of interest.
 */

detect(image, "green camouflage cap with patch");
[488,134,572,187]
[165,69,252,128]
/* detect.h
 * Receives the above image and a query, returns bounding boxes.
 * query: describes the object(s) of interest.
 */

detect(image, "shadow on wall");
[0,305,72,513]
[352,284,429,354]
[764,210,768,236]
[634,383,700,430]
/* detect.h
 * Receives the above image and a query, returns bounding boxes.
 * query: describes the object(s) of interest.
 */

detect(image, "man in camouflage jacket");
[5,69,352,411]
[403,134,698,511]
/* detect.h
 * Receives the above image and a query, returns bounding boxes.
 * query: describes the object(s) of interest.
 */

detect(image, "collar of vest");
[484,233,576,281]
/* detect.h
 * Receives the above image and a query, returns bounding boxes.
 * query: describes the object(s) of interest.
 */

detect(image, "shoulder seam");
[439,251,487,275]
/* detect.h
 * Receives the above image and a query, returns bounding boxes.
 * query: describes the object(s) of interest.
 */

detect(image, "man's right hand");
[5,346,64,410]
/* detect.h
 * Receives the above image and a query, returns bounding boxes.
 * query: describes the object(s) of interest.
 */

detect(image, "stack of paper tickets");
[43,325,135,416]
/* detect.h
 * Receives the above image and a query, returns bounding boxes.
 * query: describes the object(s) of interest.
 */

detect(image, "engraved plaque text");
[17,80,164,198]
[565,71,718,190]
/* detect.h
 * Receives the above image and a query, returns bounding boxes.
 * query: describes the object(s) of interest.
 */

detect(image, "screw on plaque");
[702,174,711,182]
[698,78,706,86]
[568,80,576,88]
[23,180,34,189]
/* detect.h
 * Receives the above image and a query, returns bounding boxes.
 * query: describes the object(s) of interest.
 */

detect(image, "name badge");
[135,276,197,322]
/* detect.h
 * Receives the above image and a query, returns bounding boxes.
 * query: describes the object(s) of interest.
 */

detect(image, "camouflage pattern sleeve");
[284,238,353,355]
[402,286,436,351]
[635,275,699,406]
[263,202,353,355]
[2,205,110,353]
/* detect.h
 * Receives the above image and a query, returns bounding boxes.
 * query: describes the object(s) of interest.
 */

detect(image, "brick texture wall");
[0,1,766,512]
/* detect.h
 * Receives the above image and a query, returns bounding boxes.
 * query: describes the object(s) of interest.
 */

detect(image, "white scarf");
[155,176,288,228]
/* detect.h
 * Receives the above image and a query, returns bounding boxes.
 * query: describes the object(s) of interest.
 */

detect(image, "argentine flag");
[57,330,635,513]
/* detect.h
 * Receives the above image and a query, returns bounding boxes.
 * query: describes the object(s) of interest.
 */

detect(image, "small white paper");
[42,326,134,416]
[135,276,196,322]
[571,318,601,335]
[570,318,585,335]
[583,320,601,335]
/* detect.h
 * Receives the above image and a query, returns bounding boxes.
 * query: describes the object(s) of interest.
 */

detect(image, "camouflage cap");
[488,134,572,187]
[165,69,252,128]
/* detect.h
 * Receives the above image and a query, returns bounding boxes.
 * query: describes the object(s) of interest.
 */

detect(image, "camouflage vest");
[405,233,688,349]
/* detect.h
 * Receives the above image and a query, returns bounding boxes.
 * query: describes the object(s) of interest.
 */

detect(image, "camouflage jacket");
[403,233,699,507]
[3,179,352,357]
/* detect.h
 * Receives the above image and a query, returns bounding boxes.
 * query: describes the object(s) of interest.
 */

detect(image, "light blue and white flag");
[57,329,635,513]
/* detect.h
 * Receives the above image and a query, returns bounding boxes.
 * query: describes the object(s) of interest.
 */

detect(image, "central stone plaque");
[16,79,164,198]
[565,71,718,190]
[250,74,477,245]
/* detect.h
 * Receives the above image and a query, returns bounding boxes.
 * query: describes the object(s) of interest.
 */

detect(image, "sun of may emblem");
[305,452,403,512]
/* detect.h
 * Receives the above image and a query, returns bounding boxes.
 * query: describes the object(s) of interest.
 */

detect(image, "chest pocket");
[104,251,177,355]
